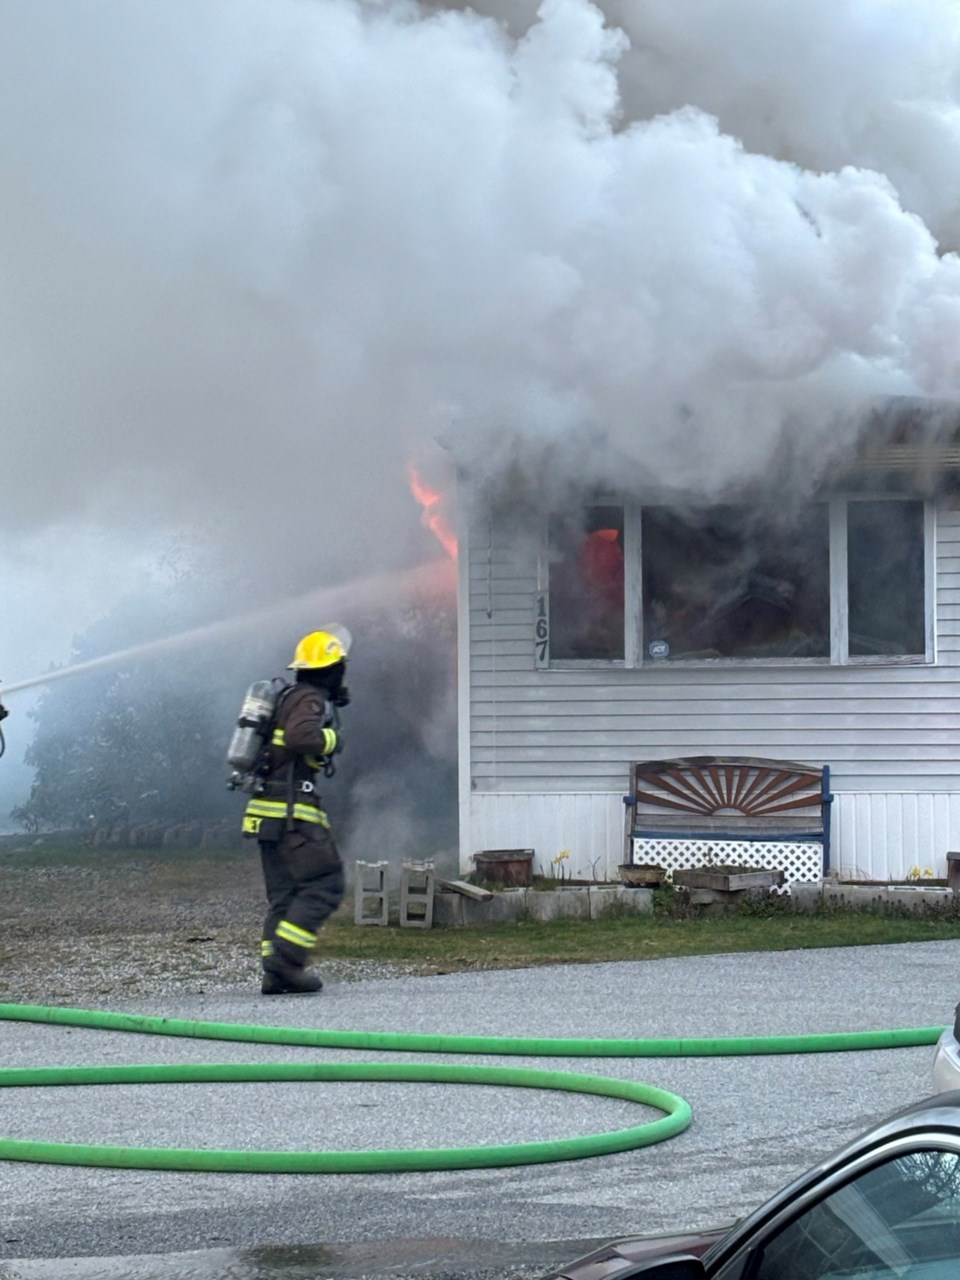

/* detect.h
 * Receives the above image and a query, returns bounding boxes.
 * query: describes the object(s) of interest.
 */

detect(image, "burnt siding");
[467,497,960,795]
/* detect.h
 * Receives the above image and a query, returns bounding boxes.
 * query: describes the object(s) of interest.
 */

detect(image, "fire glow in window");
[548,506,625,661]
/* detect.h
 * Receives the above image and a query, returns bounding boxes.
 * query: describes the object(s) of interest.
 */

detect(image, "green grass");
[5,840,960,977]
[316,910,960,974]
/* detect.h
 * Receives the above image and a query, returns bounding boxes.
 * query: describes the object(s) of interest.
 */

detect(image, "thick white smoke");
[610,0,960,252]
[5,0,960,542]
[4,0,960,685]
[456,0,960,249]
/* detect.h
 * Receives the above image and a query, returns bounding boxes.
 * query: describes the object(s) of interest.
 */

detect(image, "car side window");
[751,1149,960,1280]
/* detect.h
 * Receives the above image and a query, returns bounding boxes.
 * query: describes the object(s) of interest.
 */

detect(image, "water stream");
[1,558,455,699]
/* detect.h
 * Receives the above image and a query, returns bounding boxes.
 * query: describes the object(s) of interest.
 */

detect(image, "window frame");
[537,495,936,670]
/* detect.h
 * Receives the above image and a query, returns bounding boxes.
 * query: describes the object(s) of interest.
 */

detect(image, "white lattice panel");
[631,838,823,882]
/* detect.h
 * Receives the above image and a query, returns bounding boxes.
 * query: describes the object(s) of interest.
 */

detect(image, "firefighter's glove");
[333,686,351,709]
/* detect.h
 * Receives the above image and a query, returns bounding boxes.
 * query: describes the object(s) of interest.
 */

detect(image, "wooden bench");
[623,756,832,883]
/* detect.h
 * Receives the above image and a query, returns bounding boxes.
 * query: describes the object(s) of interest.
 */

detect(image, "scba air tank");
[227,681,278,775]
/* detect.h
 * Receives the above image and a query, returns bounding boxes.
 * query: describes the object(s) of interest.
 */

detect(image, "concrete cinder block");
[461,889,528,926]
[823,883,954,912]
[521,892,558,922]
[440,886,659,925]
[524,889,612,921]
[788,882,823,912]
[553,889,592,920]
[399,859,435,928]
[354,859,389,926]
[589,886,654,917]
[432,892,465,926]
[522,889,591,921]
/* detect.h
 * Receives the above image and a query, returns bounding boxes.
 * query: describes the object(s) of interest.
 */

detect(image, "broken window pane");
[848,499,925,656]
[549,506,625,660]
[642,505,830,660]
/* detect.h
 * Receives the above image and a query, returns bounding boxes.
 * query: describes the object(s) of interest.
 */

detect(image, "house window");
[548,506,624,660]
[541,497,930,666]
[642,505,830,661]
[848,499,925,657]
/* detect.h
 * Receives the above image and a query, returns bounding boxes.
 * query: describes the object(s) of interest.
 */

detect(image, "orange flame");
[407,465,458,559]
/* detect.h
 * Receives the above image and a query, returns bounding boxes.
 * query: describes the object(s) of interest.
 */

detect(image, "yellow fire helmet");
[288,625,352,671]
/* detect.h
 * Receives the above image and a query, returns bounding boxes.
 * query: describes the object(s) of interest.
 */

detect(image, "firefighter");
[242,630,349,995]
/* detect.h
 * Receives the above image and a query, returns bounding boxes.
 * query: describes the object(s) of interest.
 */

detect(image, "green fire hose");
[0,1003,944,1175]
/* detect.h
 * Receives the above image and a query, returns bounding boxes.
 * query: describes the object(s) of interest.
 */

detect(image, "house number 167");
[535,592,549,668]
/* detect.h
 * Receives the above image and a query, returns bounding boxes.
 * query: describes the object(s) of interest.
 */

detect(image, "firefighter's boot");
[261,961,323,995]
[261,934,323,995]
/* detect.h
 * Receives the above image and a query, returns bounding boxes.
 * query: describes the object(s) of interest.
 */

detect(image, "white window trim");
[829,495,847,665]
[926,497,938,665]
[624,500,643,668]
[538,496,935,670]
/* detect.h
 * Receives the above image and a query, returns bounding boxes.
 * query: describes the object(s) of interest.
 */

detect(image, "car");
[933,1004,960,1094]
[541,1092,960,1279]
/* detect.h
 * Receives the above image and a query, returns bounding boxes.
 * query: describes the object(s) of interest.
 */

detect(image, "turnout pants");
[258,821,345,972]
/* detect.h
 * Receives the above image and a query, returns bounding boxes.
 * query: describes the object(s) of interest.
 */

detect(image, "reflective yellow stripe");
[322,728,338,754]
[276,920,317,949]
[261,940,275,957]
[296,805,329,826]
[305,754,324,771]
[271,728,286,746]
[243,798,330,827]
[245,799,287,818]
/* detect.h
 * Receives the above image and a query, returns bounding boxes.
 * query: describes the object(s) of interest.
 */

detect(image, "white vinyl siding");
[460,495,960,878]
[938,499,960,665]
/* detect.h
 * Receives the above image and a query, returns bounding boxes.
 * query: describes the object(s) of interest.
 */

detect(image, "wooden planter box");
[673,867,784,893]
[619,863,666,887]
[472,849,534,887]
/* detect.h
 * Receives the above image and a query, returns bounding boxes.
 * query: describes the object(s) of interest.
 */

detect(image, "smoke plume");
[5,0,960,553]
[4,0,960,827]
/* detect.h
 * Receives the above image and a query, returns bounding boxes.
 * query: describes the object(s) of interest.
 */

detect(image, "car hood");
[549,1227,729,1279]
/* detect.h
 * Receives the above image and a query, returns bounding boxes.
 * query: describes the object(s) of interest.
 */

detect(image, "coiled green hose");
[0,1003,943,1175]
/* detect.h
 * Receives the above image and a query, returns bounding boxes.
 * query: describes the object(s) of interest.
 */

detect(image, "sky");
[4,0,960,812]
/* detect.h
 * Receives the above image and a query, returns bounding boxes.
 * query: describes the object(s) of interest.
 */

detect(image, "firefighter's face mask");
[297,661,346,697]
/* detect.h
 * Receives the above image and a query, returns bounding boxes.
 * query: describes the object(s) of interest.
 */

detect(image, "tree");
[12,572,244,832]
[13,556,459,856]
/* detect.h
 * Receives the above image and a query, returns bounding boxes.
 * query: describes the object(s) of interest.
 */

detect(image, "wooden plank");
[437,878,494,901]
[632,786,715,815]
[629,815,821,834]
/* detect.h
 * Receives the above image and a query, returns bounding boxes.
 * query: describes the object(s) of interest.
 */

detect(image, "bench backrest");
[626,756,827,839]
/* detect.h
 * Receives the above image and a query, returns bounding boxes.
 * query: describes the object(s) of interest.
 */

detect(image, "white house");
[455,408,960,883]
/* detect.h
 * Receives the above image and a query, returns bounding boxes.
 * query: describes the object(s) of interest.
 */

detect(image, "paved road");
[0,941,956,1275]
